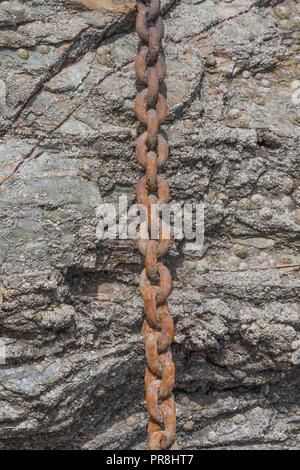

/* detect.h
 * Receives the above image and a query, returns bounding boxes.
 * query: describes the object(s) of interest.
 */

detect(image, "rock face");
[0,0,300,450]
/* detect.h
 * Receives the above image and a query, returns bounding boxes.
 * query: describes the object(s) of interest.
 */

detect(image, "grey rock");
[0,0,299,451]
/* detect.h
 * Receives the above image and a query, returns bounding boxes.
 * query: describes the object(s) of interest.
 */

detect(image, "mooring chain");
[135,0,179,450]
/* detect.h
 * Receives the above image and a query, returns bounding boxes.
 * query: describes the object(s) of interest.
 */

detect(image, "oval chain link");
[135,0,179,450]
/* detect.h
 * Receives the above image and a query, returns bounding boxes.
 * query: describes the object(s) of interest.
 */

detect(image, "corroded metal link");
[135,0,178,450]
[148,424,179,450]
[136,3,149,43]
[135,47,166,85]
[144,366,156,391]
[148,431,166,450]
[158,305,174,351]
[142,305,174,352]
[139,236,170,259]
[147,419,161,439]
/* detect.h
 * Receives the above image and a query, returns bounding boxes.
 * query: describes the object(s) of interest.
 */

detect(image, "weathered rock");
[0,0,299,450]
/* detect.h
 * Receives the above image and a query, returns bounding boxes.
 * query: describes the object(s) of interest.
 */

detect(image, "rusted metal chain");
[135,0,179,450]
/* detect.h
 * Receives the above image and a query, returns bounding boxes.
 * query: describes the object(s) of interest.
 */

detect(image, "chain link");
[135,0,179,450]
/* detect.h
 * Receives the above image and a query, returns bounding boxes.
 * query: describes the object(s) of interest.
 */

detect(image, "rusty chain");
[135,0,179,450]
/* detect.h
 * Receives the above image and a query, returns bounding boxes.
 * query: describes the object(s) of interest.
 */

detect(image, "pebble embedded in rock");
[289,114,300,126]
[239,262,248,270]
[184,119,193,129]
[184,420,195,431]
[81,164,91,175]
[97,177,115,195]
[97,45,109,56]
[180,396,189,405]
[17,48,29,59]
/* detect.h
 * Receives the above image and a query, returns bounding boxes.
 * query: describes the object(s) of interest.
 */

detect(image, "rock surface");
[0,0,300,450]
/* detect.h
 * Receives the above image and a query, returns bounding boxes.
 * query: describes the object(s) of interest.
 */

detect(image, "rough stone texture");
[0,0,300,450]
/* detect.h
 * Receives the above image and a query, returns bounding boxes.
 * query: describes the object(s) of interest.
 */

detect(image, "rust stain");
[76,0,135,14]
